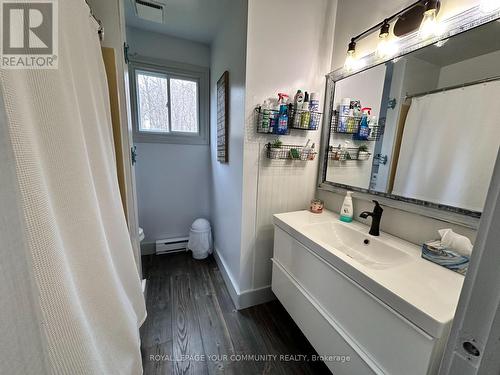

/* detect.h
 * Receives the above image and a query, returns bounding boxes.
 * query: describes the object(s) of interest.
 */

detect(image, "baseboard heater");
[155,237,189,255]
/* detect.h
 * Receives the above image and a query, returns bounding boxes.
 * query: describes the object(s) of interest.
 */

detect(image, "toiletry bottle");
[261,100,270,132]
[300,92,310,129]
[277,93,289,135]
[357,107,372,140]
[308,143,316,160]
[301,139,311,160]
[340,191,354,222]
[338,97,351,132]
[346,108,356,133]
[309,92,320,129]
[269,99,279,133]
[340,140,350,161]
[368,114,377,139]
[294,90,304,107]
[293,90,304,127]
[347,100,361,133]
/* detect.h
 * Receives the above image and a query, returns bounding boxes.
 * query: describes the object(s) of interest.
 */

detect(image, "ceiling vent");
[132,0,166,24]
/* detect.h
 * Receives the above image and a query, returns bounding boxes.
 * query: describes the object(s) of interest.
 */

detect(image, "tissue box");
[421,240,469,275]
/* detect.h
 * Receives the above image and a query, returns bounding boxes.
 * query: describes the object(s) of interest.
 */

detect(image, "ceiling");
[124,0,233,44]
[412,20,500,67]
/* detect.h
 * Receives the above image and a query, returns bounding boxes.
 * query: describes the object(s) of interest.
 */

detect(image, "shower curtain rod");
[85,0,103,41]
[405,75,500,100]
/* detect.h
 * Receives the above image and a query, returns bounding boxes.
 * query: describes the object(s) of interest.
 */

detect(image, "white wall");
[438,49,500,88]
[238,0,337,301]
[317,189,478,246]
[210,0,248,296]
[321,0,482,246]
[126,27,211,66]
[126,28,212,248]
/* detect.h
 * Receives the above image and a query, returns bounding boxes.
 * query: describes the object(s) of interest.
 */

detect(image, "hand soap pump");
[340,191,354,223]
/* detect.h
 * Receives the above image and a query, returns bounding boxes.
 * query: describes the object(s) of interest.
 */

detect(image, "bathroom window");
[130,60,209,144]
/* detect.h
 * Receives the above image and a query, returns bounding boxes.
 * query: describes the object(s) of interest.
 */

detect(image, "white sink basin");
[302,221,411,269]
[273,209,465,338]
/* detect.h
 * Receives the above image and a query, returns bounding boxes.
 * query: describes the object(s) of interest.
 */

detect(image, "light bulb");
[480,0,500,13]
[419,10,444,38]
[376,35,388,58]
[377,37,399,59]
[344,52,357,71]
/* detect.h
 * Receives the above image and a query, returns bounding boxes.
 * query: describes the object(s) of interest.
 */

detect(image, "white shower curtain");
[0,1,146,374]
[393,81,500,212]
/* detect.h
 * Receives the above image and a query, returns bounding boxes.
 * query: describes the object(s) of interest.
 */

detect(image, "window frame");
[129,56,209,145]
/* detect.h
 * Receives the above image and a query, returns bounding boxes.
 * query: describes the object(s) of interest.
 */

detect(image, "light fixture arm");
[349,0,438,44]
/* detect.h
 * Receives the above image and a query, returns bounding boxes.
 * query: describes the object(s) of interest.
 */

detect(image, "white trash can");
[188,218,213,260]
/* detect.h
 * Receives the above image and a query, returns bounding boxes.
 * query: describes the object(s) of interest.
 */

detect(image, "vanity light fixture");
[344,39,357,71]
[379,20,390,38]
[344,0,443,69]
[376,20,390,58]
[377,20,400,58]
[480,0,500,13]
[424,0,440,14]
[419,0,444,38]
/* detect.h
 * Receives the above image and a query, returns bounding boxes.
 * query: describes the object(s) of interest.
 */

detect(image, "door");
[439,150,500,375]
[102,46,142,279]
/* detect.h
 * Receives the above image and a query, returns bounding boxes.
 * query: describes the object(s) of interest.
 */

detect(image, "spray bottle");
[277,93,289,135]
[357,107,372,140]
[309,92,320,129]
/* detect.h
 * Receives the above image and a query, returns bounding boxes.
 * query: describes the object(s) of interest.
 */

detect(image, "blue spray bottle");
[356,107,372,140]
[277,93,289,135]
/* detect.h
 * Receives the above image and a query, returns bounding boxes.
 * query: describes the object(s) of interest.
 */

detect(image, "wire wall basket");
[255,107,287,134]
[255,107,321,134]
[330,110,384,141]
[288,108,322,130]
[328,146,371,162]
[266,143,317,161]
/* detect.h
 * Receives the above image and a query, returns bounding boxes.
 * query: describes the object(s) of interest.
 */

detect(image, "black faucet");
[360,200,383,236]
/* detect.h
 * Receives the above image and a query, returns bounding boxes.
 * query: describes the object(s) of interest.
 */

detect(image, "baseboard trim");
[140,241,156,255]
[212,248,240,308]
[213,248,276,310]
[238,284,276,310]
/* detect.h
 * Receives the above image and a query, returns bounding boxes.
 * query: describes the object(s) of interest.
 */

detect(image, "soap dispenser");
[340,191,354,222]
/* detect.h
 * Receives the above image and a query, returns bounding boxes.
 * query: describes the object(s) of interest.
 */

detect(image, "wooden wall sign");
[217,71,229,163]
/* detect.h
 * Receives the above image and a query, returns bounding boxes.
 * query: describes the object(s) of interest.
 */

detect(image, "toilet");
[139,227,145,242]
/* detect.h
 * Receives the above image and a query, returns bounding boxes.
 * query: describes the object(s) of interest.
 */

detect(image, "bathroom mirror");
[322,19,500,215]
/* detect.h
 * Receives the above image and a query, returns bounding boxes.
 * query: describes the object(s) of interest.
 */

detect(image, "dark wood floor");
[140,252,331,375]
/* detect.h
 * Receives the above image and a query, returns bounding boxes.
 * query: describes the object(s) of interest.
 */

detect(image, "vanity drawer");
[273,227,442,375]
[272,261,376,375]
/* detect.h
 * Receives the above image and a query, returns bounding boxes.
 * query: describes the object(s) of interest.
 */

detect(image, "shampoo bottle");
[340,191,354,222]
[293,90,305,127]
[261,100,270,132]
[300,92,311,129]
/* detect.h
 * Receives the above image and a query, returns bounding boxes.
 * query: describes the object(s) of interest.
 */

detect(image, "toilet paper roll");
[438,228,473,257]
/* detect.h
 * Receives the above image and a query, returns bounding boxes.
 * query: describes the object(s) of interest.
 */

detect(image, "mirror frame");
[318,5,500,229]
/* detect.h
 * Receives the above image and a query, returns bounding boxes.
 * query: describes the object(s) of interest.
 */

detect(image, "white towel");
[438,229,473,256]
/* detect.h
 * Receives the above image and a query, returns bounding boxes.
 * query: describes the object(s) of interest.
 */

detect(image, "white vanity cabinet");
[271,211,463,375]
